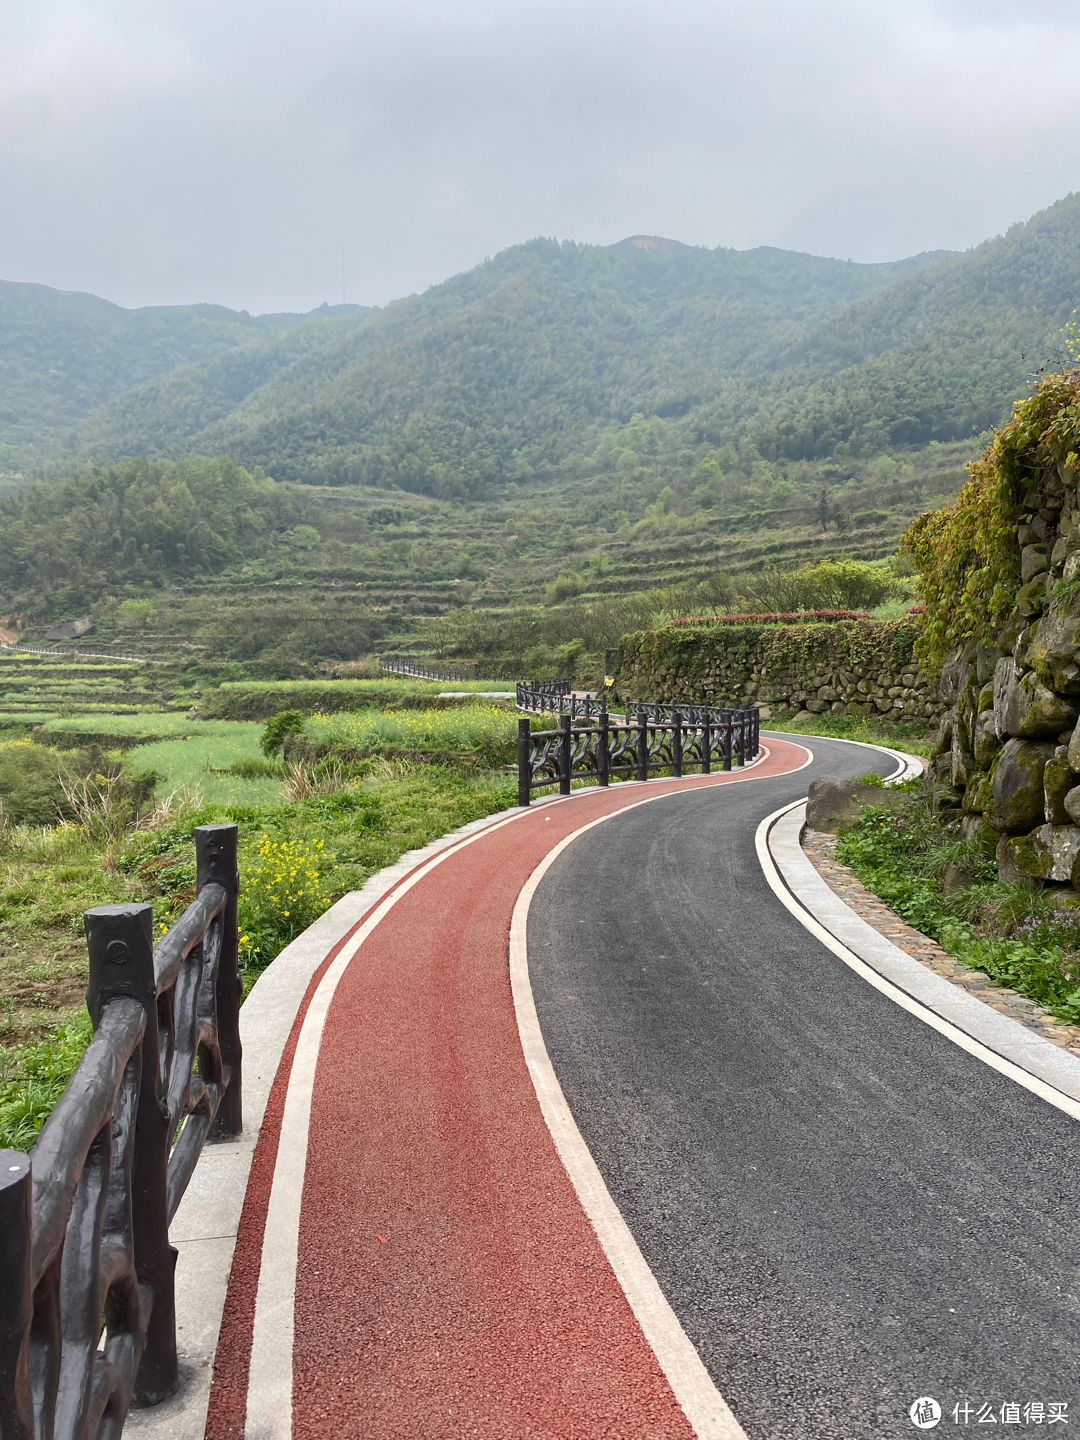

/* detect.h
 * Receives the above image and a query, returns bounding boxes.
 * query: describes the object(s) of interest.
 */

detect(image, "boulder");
[804,776,912,834]
[1016,676,1079,739]
[1029,612,1080,693]
[993,657,1022,737]
[1017,578,1050,618]
[1065,785,1080,827]
[1021,543,1050,582]
[1005,824,1080,883]
[993,659,1078,739]
[45,616,93,641]
[939,645,976,705]
[1045,753,1075,824]
[989,738,1056,833]
[942,862,979,896]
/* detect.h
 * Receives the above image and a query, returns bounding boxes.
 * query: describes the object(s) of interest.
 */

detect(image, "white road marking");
[510,814,752,1440]
[243,745,809,1437]
[756,787,1080,1125]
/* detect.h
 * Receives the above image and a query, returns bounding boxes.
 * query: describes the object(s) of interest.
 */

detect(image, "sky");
[2,0,1079,315]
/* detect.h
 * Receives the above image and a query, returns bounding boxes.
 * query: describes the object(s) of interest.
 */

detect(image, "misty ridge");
[1,192,1078,504]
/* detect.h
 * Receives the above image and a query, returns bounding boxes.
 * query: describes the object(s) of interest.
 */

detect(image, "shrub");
[901,368,1080,673]
[259,710,306,757]
[238,833,337,969]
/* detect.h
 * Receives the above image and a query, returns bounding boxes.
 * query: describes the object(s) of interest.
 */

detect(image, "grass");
[305,704,520,761]
[44,713,246,738]
[217,677,516,694]
[132,728,285,808]
[764,708,934,759]
[834,799,1080,1022]
[0,718,519,1148]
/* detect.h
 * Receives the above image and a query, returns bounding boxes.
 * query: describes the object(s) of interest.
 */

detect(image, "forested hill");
[4,195,1080,500]
[61,236,953,490]
[0,285,367,460]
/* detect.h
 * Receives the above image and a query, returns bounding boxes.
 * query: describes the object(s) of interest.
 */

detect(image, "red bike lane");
[206,742,809,1440]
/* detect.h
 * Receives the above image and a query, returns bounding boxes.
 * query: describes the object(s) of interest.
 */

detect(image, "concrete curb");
[764,799,1080,1115]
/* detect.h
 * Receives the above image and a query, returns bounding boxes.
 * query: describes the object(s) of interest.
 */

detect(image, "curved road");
[529,734,1080,1437]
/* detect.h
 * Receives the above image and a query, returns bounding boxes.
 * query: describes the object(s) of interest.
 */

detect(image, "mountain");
[43,236,948,493]
[0,284,367,460]
[3,195,1079,510]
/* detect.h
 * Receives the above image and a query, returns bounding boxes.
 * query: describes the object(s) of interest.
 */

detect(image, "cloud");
[1,0,1078,312]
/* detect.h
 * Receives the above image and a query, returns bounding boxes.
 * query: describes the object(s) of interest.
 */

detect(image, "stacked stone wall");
[612,619,940,723]
[930,459,1080,891]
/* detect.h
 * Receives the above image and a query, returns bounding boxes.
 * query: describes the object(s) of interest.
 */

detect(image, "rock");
[1010,823,1080,883]
[1021,543,1050,582]
[1045,754,1075,824]
[962,771,993,814]
[993,658,1078,739]
[940,645,975,705]
[989,738,1056,833]
[942,862,979,896]
[1029,612,1080,693]
[804,776,912,834]
[1015,578,1049,618]
[1065,786,1080,827]
[1016,676,1079,739]
[950,729,973,788]
[993,657,1023,737]
[44,616,93,641]
[996,834,1031,885]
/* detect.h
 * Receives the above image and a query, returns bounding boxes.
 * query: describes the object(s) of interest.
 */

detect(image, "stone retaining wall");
[612,618,940,722]
[929,459,1080,893]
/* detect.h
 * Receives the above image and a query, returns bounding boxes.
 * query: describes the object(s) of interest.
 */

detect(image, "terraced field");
[0,650,192,726]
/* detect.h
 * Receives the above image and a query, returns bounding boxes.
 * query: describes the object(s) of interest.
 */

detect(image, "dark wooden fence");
[517,703,760,805]
[515,679,572,711]
[0,824,241,1438]
[379,657,476,684]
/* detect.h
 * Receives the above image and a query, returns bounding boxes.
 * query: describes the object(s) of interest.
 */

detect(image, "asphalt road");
[528,734,1080,1439]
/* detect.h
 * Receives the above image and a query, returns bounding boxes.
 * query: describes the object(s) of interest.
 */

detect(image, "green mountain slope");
[738,195,1080,459]
[0,284,366,457]
[67,236,950,493]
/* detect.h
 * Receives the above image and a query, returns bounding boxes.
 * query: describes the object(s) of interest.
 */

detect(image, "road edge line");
[509,819,749,1440]
[756,797,1080,1123]
[240,746,811,1437]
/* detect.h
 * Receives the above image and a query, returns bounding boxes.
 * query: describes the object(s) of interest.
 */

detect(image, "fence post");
[559,713,572,795]
[702,711,712,775]
[636,706,648,782]
[598,698,609,788]
[197,824,242,1141]
[736,710,746,766]
[0,1151,33,1440]
[518,718,532,807]
[672,708,682,778]
[85,903,178,1406]
[722,709,733,771]
[753,708,760,756]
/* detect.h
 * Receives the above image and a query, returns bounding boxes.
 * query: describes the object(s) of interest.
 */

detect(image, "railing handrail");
[0,823,242,1435]
[516,703,760,803]
[379,656,477,684]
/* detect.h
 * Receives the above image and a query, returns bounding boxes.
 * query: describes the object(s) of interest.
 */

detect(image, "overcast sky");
[2,0,1079,315]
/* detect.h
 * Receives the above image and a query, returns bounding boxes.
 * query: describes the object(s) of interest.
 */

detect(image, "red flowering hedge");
[667,609,872,628]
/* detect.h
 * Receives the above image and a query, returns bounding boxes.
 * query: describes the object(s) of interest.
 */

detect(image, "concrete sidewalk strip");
[764,800,1080,1116]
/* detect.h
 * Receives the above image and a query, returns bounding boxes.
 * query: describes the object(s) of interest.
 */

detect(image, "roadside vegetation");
[0,697,521,1148]
[835,800,1080,1023]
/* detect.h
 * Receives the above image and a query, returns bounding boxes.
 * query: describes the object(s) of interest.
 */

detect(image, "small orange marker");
[377,1235,387,1243]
